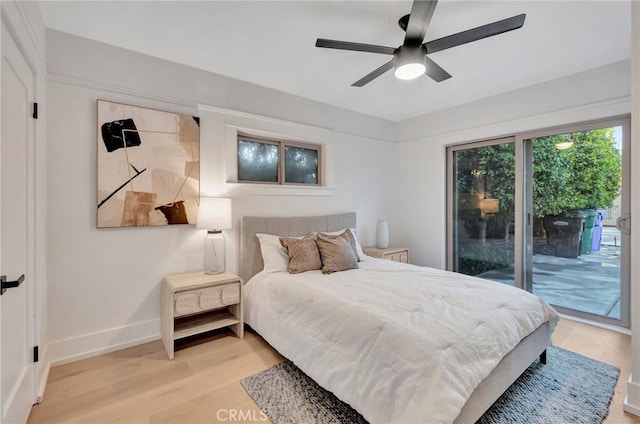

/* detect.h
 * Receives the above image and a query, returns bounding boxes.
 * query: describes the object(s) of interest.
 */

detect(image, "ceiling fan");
[315,0,526,87]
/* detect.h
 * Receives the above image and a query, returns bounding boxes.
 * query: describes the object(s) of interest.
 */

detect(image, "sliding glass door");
[448,138,518,286]
[447,117,630,327]
[524,118,630,326]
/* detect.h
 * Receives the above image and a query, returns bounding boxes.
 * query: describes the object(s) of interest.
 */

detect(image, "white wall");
[394,60,631,268]
[46,31,395,364]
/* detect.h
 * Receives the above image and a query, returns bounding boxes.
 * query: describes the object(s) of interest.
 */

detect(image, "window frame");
[237,133,322,186]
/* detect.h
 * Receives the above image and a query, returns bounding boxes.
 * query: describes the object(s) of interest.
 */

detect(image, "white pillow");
[256,233,302,273]
[323,228,366,261]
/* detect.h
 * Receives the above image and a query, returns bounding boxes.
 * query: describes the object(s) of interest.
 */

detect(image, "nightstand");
[161,271,243,359]
[363,246,409,263]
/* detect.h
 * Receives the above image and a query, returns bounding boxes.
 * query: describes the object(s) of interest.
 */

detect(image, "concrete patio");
[477,227,622,319]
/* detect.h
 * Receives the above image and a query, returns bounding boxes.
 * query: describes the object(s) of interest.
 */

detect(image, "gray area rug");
[241,346,619,424]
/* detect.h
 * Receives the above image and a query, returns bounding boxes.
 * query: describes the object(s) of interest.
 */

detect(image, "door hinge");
[33,345,39,363]
[32,102,38,119]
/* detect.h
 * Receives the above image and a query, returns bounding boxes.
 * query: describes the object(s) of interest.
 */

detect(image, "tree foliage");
[455,128,621,233]
[533,128,621,215]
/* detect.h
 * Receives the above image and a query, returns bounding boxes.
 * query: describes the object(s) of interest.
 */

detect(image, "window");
[237,135,321,185]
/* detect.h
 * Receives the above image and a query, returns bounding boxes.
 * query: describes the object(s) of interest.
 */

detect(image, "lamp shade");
[197,197,232,230]
[480,198,500,214]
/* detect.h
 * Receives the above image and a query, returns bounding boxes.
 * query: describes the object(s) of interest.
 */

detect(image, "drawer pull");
[221,285,240,305]
[174,293,198,316]
[199,287,223,310]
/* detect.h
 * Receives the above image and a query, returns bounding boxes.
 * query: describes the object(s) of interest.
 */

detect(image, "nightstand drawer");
[386,251,408,263]
[364,247,409,264]
[174,282,240,317]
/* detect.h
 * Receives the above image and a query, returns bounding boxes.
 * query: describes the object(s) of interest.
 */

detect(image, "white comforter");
[244,258,558,424]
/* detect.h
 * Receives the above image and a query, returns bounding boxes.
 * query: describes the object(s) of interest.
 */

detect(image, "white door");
[1,24,36,424]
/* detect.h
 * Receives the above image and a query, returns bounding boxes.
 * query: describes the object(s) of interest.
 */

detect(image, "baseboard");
[623,398,640,417]
[558,313,631,335]
[624,376,640,417]
[47,319,161,367]
[36,343,50,403]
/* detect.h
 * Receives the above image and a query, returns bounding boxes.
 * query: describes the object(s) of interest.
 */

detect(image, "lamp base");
[376,220,389,249]
[204,230,225,275]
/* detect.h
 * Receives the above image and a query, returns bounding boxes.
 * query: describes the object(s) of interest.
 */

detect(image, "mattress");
[244,257,559,424]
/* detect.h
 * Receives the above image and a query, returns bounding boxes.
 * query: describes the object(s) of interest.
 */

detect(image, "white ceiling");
[38,1,631,122]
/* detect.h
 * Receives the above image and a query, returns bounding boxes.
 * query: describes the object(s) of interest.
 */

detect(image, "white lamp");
[197,197,232,274]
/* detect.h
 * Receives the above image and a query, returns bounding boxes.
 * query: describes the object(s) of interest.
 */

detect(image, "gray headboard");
[240,212,356,283]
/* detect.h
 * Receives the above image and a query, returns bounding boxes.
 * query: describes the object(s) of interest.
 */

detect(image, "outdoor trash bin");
[590,209,607,252]
[579,209,598,255]
[543,211,586,258]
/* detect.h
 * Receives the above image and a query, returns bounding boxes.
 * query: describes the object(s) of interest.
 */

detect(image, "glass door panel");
[449,139,516,285]
[526,120,629,325]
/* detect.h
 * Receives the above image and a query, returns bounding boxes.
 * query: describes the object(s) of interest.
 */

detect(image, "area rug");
[240,346,619,424]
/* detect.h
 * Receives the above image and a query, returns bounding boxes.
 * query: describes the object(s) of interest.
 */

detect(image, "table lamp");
[196,197,232,274]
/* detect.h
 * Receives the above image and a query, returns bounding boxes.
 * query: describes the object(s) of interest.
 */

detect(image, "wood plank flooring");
[28,319,639,423]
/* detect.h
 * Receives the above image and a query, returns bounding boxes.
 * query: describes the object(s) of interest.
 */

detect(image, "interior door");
[1,24,36,423]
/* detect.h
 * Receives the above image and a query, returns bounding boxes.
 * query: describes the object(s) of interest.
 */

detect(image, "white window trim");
[224,124,335,196]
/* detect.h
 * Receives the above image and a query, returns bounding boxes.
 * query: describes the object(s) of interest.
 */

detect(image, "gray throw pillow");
[318,230,361,261]
[315,231,358,274]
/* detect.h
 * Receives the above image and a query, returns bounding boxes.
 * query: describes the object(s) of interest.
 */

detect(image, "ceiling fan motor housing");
[394,45,427,80]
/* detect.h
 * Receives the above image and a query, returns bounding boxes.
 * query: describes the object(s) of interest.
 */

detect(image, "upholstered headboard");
[240,212,357,283]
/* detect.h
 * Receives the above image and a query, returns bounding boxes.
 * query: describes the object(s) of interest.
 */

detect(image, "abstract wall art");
[97,100,200,228]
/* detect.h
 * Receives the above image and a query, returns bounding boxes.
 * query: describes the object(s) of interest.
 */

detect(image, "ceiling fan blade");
[404,0,438,45]
[351,60,394,87]
[425,14,526,54]
[424,56,451,82]
[316,39,395,55]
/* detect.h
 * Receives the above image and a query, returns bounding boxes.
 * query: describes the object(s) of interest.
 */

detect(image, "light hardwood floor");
[28,319,639,424]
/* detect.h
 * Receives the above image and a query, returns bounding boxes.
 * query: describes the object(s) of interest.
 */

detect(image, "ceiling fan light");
[395,62,426,80]
[393,45,427,81]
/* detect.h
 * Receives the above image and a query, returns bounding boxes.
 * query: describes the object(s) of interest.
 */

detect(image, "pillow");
[256,232,314,273]
[321,229,364,261]
[315,231,358,274]
[280,235,322,274]
[256,233,295,273]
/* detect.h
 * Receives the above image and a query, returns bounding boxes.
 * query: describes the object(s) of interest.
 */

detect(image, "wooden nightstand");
[161,271,243,359]
[363,246,409,263]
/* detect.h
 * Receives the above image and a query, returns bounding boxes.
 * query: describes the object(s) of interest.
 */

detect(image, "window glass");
[284,145,319,184]
[237,139,278,182]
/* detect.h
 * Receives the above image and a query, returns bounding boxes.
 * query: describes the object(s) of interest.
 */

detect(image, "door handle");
[1,274,25,295]
[617,215,631,235]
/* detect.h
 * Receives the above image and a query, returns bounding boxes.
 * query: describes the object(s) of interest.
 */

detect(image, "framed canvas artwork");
[97,100,200,228]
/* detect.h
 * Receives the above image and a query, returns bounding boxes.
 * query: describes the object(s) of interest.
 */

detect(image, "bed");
[240,213,559,424]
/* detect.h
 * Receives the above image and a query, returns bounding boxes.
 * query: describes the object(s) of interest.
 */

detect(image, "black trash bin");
[542,211,586,258]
